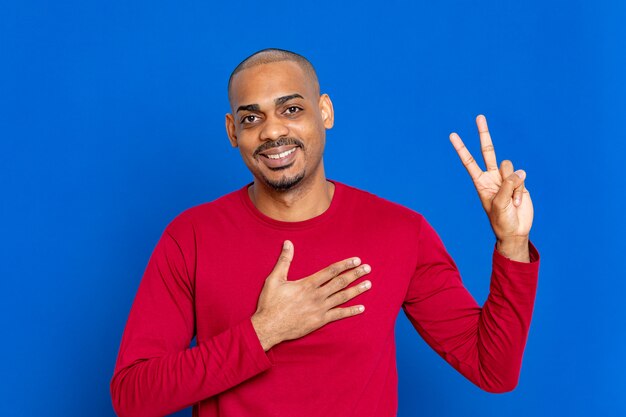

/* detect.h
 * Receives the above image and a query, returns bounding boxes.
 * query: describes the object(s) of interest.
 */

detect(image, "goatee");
[263,171,306,191]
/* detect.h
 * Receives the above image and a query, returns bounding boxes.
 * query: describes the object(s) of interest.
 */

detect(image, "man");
[111,48,539,417]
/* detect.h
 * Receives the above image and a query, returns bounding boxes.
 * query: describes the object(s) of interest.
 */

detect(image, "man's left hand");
[449,115,533,262]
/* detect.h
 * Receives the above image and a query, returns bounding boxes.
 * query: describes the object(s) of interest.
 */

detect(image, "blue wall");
[2,1,624,416]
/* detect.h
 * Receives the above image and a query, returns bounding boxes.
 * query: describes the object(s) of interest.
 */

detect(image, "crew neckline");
[238,180,343,230]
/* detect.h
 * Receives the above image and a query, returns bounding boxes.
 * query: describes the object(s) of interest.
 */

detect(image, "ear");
[318,94,334,129]
[225,113,238,147]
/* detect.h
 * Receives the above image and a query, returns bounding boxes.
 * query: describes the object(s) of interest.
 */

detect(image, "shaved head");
[228,48,320,103]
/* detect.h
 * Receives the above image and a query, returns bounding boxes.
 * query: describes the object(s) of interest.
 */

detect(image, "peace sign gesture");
[449,115,533,256]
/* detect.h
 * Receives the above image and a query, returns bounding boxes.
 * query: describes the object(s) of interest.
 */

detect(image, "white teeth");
[267,148,297,160]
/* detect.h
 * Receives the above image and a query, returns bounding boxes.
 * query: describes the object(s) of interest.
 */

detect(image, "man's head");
[225,49,333,192]
[227,49,320,104]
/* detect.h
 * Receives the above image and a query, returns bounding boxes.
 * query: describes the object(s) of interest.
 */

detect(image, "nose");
[259,115,290,142]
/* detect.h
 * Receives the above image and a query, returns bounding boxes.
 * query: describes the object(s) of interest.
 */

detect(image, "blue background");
[2,0,625,416]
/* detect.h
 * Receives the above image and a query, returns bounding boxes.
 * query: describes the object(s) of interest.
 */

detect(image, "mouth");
[258,145,300,169]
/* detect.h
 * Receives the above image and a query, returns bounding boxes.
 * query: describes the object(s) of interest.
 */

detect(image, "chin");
[262,170,306,191]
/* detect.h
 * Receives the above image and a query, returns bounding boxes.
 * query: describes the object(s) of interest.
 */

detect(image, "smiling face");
[225,60,334,192]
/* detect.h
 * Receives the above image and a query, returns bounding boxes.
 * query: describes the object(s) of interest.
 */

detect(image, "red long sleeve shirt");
[111,181,540,417]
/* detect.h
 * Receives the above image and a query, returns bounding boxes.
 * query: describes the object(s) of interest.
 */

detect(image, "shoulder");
[162,186,245,239]
[335,181,426,227]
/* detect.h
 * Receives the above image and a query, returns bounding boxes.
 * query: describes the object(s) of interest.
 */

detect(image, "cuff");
[491,240,540,295]
[493,240,540,269]
[240,318,273,371]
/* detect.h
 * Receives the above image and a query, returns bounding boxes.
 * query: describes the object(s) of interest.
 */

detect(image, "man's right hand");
[251,240,372,351]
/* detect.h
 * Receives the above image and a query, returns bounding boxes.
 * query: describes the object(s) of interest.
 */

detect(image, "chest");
[191,220,418,352]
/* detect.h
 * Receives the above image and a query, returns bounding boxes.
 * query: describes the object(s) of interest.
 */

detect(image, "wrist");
[251,313,279,352]
[496,236,530,262]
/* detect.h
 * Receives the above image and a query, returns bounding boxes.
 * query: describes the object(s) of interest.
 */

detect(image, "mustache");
[253,137,304,157]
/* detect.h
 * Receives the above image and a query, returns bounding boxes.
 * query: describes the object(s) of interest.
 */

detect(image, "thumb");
[494,170,525,210]
[269,240,294,281]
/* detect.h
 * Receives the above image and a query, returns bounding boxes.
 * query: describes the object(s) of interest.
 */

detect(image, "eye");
[241,114,259,124]
[284,106,302,115]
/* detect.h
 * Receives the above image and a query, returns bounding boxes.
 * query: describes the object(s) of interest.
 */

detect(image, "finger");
[449,132,483,181]
[324,304,365,323]
[309,257,362,287]
[325,279,372,308]
[269,240,294,281]
[476,115,498,171]
[512,170,526,207]
[500,160,514,183]
[322,264,371,297]
[493,170,526,211]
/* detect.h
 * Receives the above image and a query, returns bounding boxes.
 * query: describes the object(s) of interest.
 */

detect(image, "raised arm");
[403,115,539,392]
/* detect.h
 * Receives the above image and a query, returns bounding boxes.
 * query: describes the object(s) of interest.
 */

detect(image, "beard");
[261,169,306,191]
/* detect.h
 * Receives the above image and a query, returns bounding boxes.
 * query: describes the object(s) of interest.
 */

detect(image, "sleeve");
[110,224,272,417]
[402,216,540,393]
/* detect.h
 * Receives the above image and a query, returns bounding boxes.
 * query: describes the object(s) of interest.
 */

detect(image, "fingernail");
[358,305,365,312]
[353,257,361,266]
[363,264,371,273]
[361,280,371,289]
[283,241,291,249]
[515,197,521,205]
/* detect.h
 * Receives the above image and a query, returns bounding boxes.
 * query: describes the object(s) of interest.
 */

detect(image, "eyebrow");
[236,94,304,113]
[236,104,260,113]
[275,94,304,106]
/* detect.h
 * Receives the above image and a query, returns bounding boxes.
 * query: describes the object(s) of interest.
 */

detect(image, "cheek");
[238,145,257,166]
[294,120,325,144]
[236,135,258,155]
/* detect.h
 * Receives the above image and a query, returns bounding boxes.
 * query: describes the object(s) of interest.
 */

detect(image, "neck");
[248,173,335,222]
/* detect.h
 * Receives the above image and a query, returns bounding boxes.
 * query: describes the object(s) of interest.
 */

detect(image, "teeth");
[267,148,297,160]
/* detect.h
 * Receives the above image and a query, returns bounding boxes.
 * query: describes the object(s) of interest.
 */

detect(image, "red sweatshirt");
[111,181,540,417]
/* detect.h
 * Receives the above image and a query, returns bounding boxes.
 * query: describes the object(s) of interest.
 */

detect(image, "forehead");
[229,61,316,108]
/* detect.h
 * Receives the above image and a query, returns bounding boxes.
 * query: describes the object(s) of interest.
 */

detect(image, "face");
[225,60,334,192]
